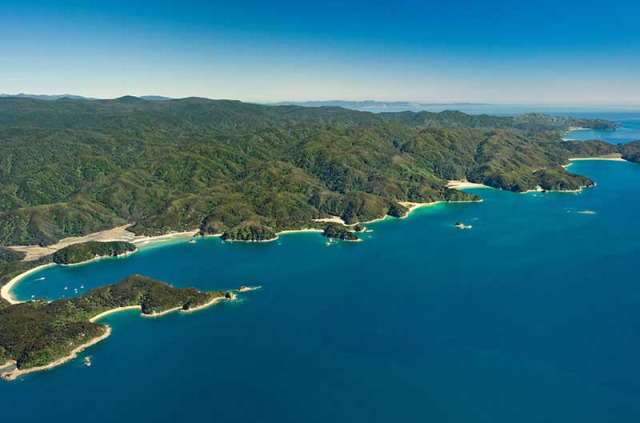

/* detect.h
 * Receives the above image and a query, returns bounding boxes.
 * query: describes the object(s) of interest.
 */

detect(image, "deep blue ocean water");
[3,159,640,422]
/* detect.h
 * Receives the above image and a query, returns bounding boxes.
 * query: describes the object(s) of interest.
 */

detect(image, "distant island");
[0,275,234,380]
[0,97,628,250]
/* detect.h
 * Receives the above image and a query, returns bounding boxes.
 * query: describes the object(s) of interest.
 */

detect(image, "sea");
[2,114,640,423]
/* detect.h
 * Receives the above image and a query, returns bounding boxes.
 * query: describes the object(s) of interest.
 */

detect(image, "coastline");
[568,157,626,162]
[564,156,628,169]
[397,201,439,218]
[132,229,200,248]
[142,306,183,318]
[1,263,56,305]
[276,229,323,236]
[90,306,142,322]
[447,180,491,189]
[1,326,113,381]
[1,197,477,304]
[58,248,139,267]
[561,126,588,140]
[2,294,236,381]
[7,227,199,262]
[182,294,235,313]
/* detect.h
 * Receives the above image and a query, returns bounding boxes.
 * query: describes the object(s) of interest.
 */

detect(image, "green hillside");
[0,97,618,246]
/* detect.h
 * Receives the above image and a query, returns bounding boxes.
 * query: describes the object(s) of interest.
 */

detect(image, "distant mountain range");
[2,95,638,115]
[271,101,640,114]
[0,93,172,101]
[271,100,492,113]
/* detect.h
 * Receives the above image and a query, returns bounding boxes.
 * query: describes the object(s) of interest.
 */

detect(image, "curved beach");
[1,263,55,305]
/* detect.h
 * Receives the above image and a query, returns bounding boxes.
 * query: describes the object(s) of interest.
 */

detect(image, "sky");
[1,0,639,104]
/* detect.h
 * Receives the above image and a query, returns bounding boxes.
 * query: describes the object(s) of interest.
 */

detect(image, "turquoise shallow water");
[3,160,640,422]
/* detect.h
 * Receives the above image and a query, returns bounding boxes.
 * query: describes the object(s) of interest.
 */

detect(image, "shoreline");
[7,227,199,262]
[182,294,235,313]
[58,248,139,267]
[0,196,477,304]
[1,263,56,305]
[276,229,323,236]
[568,157,626,162]
[1,326,113,381]
[564,156,628,169]
[2,294,236,381]
[132,229,200,248]
[561,126,589,140]
[397,201,439,218]
[447,180,491,189]
[90,305,142,322]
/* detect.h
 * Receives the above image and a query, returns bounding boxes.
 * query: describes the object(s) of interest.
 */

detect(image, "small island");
[52,241,137,265]
[0,274,233,380]
[455,221,472,229]
[238,285,262,292]
[322,223,359,241]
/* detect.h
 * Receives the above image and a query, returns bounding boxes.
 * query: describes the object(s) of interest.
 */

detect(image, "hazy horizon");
[2,93,640,110]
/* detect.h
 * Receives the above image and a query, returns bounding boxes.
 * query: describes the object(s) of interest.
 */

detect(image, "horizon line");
[1,93,640,108]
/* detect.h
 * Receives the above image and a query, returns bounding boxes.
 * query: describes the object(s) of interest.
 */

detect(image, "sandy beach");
[447,180,491,189]
[397,201,439,218]
[312,216,345,224]
[1,263,56,305]
[276,229,324,236]
[7,225,137,261]
[564,156,627,169]
[568,156,626,162]
[90,306,142,322]
[141,306,183,318]
[1,326,113,381]
[133,229,200,247]
[7,226,199,262]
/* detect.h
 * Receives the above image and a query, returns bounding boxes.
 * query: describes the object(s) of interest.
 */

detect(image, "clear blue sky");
[1,0,639,103]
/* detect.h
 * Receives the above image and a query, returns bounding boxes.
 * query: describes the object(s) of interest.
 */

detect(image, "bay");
[3,160,640,422]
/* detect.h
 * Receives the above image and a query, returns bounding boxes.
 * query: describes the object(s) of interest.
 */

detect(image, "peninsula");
[0,274,233,380]
[52,241,137,265]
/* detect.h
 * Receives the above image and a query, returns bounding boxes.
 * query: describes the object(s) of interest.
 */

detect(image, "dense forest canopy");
[52,241,137,265]
[0,97,633,247]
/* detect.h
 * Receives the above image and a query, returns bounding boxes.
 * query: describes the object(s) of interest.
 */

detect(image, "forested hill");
[0,97,617,247]
[0,97,614,131]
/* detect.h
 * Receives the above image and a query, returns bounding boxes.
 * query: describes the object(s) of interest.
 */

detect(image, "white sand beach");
[447,180,491,189]
[89,306,142,322]
[1,263,56,304]
[568,156,626,162]
[7,226,199,262]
